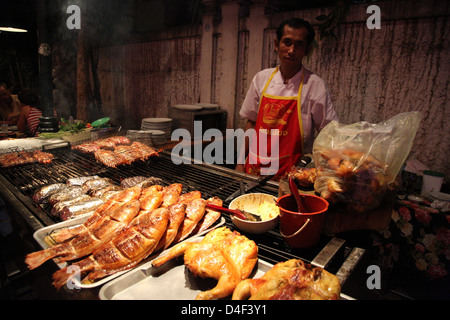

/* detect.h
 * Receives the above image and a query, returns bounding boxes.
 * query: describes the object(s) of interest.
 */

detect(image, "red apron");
[244,67,305,180]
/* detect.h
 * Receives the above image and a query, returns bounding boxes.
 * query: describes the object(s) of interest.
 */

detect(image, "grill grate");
[0,145,361,284]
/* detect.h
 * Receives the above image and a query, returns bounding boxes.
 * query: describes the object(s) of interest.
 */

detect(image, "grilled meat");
[232,259,341,300]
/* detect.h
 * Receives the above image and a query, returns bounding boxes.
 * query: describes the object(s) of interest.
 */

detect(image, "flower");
[398,206,411,221]
[414,243,425,253]
[436,228,450,247]
[422,234,437,252]
[427,264,448,279]
[414,208,432,224]
[400,223,413,237]
[415,258,428,271]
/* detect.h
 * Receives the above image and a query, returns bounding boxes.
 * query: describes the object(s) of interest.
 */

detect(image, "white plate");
[429,191,450,202]
[142,118,172,124]
[195,103,219,109]
[174,104,203,111]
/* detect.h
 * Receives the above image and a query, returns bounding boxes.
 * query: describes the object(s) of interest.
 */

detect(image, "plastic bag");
[313,111,421,213]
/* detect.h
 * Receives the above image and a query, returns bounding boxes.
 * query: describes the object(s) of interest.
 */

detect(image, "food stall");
[0,127,372,300]
[1,117,447,302]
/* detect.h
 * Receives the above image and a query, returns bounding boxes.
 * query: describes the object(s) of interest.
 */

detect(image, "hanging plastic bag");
[313,111,421,213]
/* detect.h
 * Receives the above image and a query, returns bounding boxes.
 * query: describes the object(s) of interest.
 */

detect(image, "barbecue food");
[25,199,142,270]
[48,186,85,206]
[32,150,55,164]
[139,185,164,213]
[314,148,389,212]
[161,183,183,207]
[155,202,186,251]
[66,175,100,186]
[89,185,122,198]
[81,177,114,194]
[232,259,341,300]
[172,198,207,243]
[52,206,169,289]
[94,149,128,168]
[49,186,144,243]
[59,198,105,221]
[33,183,68,203]
[120,176,163,189]
[288,167,317,187]
[72,136,131,153]
[0,150,54,167]
[152,227,258,300]
[50,194,92,218]
[193,197,223,234]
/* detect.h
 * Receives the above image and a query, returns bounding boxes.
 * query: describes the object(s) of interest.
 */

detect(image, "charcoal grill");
[0,143,364,294]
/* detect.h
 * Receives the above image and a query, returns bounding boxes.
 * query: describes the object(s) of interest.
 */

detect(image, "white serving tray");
[99,246,271,300]
[33,215,225,289]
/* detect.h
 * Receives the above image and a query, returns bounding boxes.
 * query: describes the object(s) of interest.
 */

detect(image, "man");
[236,18,338,179]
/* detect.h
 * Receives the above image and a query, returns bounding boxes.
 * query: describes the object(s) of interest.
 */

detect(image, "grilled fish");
[172,198,207,243]
[81,178,114,194]
[33,184,67,204]
[59,198,105,221]
[26,199,141,270]
[48,186,85,207]
[50,186,143,243]
[120,176,163,189]
[52,206,169,289]
[50,194,92,218]
[66,176,100,187]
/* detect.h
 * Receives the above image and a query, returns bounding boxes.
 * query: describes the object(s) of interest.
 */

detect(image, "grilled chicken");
[232,259,341,300]
[152,227,258,300]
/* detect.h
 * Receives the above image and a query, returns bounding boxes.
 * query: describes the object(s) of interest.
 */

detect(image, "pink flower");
[398,206,411,221]
[436,228,450,247]
[427,264,447,279]
[414,243,425,253]
[414,208,432,224]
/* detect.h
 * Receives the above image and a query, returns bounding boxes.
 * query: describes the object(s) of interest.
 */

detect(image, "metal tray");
[99,249,272,300]
[99,254,354,300]
[33,215,225,289]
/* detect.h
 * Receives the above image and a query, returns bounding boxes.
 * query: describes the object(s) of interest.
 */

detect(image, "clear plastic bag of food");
[313,112,421,213]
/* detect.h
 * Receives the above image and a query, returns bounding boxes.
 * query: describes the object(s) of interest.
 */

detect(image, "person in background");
[17,89,42,136]
[0,91,15,125]
[0,82,21,125]
[236,18,338,180]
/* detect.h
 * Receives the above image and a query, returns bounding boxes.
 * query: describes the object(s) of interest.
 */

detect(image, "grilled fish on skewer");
[52,207,169,289]
[25,199,141,270]
[50,186,143,243]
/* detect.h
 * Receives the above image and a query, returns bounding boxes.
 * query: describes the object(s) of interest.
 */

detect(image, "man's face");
[275,25,310,70]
